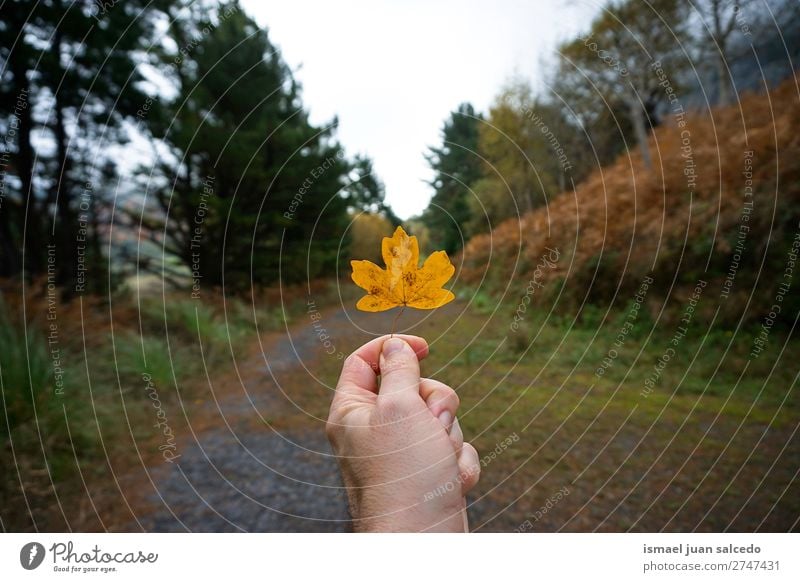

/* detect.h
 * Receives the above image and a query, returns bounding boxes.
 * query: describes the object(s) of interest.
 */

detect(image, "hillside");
[459,74,800,325]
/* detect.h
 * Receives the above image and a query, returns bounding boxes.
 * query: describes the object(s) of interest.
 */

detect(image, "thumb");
[378,337,421,397]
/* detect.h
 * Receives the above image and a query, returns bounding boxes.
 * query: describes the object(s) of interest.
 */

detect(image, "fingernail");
[438,410,453,431]
[382,338,406,356]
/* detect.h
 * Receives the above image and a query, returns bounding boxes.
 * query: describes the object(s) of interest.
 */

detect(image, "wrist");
[346,479,465,532]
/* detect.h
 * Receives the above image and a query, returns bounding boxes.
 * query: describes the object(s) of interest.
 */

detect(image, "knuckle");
[375,395,401,419]
[462,458,481,487]
[325,404,343,444]
[375,394,412,423]
[342,353,358,371]
[432,386,458,413]
[471,460,481,479]
[324,419,339,443]
[467,466,481,487]
[344,353,375,374]
[445,387,460,409]
[381,353,417,377]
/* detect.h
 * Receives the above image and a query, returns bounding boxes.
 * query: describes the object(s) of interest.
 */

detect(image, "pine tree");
[145,1,352,291]
[422,103,482,254]
[0,0,167,291]
[344,155,400,227]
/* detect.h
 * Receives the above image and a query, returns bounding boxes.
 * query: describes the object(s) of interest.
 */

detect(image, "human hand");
[326,335,480,532]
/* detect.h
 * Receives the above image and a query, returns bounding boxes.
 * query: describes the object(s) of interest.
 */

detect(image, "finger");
[457,442,481,495]
[419,378,459,432]
[337,334,428,395]
[449,417,464,452]
[377,337,421,397]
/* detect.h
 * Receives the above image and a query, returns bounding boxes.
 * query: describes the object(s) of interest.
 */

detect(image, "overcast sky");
[240,0,597,219]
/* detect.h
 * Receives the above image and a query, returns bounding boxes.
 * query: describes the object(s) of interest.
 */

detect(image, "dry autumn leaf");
[351,226,455,312]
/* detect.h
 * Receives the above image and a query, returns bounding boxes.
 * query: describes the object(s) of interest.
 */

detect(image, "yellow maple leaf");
[351,226,455,312]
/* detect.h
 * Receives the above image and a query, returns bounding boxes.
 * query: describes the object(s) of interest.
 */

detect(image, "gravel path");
[138,428,350,532]
[135,306,365,532]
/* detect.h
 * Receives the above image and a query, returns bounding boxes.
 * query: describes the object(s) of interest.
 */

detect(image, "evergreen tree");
[344,155,400,227]
[422,103,482,255]
[145,1,352,291]
[0,0,167,291]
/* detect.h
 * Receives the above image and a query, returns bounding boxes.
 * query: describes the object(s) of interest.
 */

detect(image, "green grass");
[0,299,100,529]
[113,333,202,390]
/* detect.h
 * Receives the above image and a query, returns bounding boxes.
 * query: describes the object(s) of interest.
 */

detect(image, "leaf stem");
[391,305,405,338]
[391,273,408,338]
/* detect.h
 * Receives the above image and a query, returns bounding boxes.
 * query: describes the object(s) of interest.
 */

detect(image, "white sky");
[241,0,597,219]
